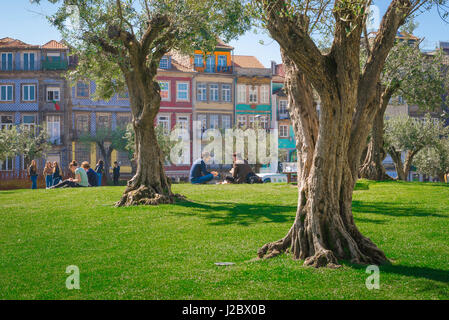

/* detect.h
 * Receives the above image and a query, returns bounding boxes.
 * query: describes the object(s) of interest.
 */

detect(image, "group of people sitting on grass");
[189,152,262,185]
[28,159,121,189]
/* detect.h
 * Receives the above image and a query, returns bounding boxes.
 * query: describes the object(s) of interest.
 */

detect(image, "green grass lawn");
[0,181,448,300]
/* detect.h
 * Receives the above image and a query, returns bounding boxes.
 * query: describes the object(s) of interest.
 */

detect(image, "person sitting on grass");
[189,152,218,184]
[225,153,261,184]
[50,160,89,188]
[52,161,62,185]
[82,161,98,187]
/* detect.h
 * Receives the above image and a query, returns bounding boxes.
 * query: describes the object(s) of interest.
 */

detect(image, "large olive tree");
[36,0,249,206]
[254,0,444,268]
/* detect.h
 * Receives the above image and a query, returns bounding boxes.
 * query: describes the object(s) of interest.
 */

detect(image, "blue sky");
[2,0,449,67]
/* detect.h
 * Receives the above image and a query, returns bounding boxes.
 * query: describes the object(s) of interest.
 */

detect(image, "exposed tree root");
[115,185,175,207]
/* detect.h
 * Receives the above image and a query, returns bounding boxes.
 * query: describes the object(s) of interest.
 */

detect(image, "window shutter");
[7,53,12,70]
[30,85,35,101]
[1,54,6,70]
[7,86,13,101]
[1,86,5,100]
[24,86,28,101]
[30,53,35,70]
[24,53,29,71]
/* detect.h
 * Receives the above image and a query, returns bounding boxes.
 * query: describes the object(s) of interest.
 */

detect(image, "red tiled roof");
[216,38,234,50]
[233,55,265,68]
[42,40,68,49]
[0,37,39,49]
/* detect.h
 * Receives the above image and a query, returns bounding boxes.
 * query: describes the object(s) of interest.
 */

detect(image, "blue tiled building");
[0,38,70,175]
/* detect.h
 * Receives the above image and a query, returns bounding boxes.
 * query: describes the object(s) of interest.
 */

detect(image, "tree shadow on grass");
[352,200,447,218]
[174,199,296,226]
[342,261,449,284]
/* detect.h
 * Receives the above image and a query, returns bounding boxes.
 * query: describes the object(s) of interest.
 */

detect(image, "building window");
[279,125,289,138]
[238,115,247,128]
[206,55,215,73]
[177,115,189,131]
[209,84,219,101]
[176,82,189,101]
[117,150,131,166]
[0,157,13,171]
[198,114,207,131]
[76,82,89,98]
[75,114,89,135]
[75,143,90,164]
[0,115,13,130]
[210,115,219,129]
[222,84,231,102]
[248,115,255,127]
[222,115,231,129]
[159,81,170,101]
[47,115,61,144]
[97,114,111,131]
[249,86,258,103]
[260,115,268,129]
[260,85,270,104]
[1,52,13,71]
[47,87,60,102]
[23,52,35,71]
[0,85,13,102]
[117,115,131,128]
[159,57,169,69]
[197,83,207,101]
[279,100,288,117]
[157,115,170,135]
[237,85,246,103]
[194,54,204,68]
[22,84,36,102]
[217,55,227,71]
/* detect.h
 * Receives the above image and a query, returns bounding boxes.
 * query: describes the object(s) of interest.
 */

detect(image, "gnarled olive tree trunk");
[359,87,397,181]
[257,0,412,267]
[259,56,386,267]
[116,70,174,206]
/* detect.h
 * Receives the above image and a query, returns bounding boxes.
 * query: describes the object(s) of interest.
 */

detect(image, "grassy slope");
[0,181,448,300]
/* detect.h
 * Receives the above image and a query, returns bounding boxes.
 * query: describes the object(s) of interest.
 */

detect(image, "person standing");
[28,160,38,189]
[95,160,104,186]
[112,161,120,186]
[43,162,53,189]
[52,161,62,185]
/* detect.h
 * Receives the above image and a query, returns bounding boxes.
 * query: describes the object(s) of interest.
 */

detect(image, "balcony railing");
[42,60,68,71]
[194,65,233,74]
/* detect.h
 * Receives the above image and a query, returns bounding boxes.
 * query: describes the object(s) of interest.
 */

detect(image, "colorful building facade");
[0,38,70,174]
[234,56,272,130]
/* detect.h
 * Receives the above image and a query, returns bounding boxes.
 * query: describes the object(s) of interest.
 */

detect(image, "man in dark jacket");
[225,153,260,184]
[189,152,218,184]
[113,161,120,186]
[82,162,98,187]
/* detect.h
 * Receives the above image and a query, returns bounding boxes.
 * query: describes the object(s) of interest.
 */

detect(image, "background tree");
[360,31,448,180]
[0,125,50,164]
[384,114,448,180]
[252,0,444,268]
[413,138,449,182]
[125,123,177,166]
[36,0,249,206]
[78,126,128,182]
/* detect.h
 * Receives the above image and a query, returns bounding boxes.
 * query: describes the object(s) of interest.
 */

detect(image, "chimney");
[271,60,277,76]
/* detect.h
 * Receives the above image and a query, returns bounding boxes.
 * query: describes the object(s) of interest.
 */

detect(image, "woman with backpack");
[95,160,104,186]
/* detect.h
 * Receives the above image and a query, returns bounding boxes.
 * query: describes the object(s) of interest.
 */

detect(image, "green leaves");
[0,125,51,161]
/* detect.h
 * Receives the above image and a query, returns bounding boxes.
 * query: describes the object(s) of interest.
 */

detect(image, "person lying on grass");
[50,160,89,188]
[189,152,218,184]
